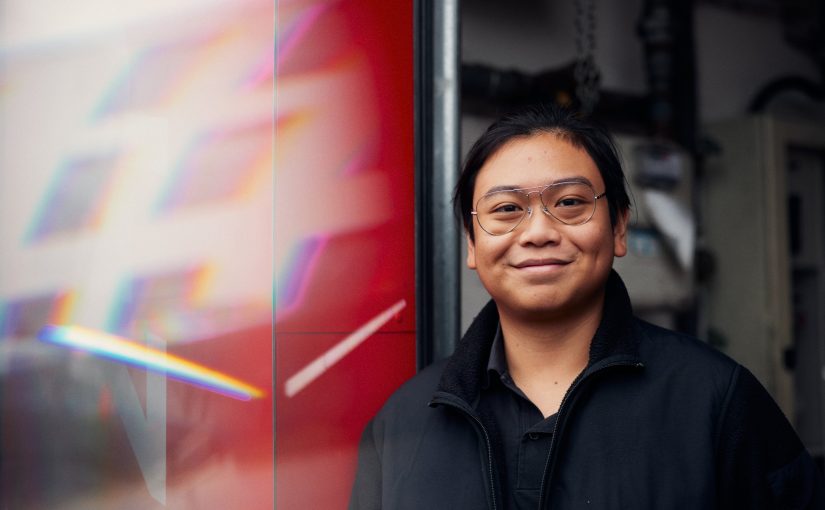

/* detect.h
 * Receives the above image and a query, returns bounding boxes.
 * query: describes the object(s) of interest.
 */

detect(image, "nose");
[518,201,562,246]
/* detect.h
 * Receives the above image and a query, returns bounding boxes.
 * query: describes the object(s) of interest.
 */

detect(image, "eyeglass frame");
[470,180,607,236]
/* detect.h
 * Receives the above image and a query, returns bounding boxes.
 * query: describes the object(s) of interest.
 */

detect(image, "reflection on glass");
[39,325,266,401]
[1,0,274,508]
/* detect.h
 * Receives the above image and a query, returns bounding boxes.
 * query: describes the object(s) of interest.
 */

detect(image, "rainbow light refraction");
[38,325,265,401]
[276,2,330,67]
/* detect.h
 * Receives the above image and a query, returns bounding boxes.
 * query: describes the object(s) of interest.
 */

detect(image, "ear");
[466,232,477,270]
[613,208,630,258]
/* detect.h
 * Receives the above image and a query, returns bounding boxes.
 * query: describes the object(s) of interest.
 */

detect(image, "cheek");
[474,238,508,264]
[571,223,606,244]
[572,227,617,258]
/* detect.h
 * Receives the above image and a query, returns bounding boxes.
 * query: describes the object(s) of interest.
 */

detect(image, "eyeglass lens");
[475,182,598,235]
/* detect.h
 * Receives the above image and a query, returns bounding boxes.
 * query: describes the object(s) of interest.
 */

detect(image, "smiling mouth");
[512,258,572,269]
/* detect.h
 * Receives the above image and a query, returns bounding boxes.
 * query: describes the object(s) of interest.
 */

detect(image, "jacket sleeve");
[349,418,383,510]
[715,365,825,509]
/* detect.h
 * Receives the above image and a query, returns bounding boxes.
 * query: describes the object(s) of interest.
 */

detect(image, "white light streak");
[284,299,407,397]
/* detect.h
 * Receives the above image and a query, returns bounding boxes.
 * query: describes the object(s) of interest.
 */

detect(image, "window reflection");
[1,0,274,507]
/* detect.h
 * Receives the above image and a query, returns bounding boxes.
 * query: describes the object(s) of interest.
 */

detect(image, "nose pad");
[521,195,556,233]
[519,202,562,244]
[532,204,552,220]
[523,204,556,228]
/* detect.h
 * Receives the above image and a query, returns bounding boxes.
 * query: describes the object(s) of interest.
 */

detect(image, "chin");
[502,294,572,319]
[516,284,605,320]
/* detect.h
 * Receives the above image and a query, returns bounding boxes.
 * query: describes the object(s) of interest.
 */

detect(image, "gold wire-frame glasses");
[471,181,606,236]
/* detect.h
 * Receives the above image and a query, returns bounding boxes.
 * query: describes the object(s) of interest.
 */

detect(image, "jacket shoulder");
[635,318,738,370]
[634,318,742,399]
[372,358,448,423]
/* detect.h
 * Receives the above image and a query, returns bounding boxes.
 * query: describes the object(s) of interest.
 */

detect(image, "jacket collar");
[434,270,639,405]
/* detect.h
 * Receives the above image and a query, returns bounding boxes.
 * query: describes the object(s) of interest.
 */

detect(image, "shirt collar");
[483,324,507,389]
[435,270,640,405]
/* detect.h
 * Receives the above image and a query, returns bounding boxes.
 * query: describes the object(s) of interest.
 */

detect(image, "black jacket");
[350,272,825,509]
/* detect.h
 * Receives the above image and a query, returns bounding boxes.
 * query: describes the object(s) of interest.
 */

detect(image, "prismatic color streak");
[38,325,265,401]
[276,1,330,68]
[275,236,326,318]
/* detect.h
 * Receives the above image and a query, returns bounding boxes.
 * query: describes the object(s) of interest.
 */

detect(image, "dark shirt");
[481,325,558,510]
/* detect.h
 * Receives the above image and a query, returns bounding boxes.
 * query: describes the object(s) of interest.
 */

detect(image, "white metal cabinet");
[703,115,825,458]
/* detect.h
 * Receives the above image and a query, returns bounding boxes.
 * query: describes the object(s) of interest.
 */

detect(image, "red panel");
[275,0,416,507]
[166,325,274,508]
[276,332,415,508]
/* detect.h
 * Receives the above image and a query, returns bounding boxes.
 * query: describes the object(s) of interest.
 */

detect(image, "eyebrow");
[482,176,595,195]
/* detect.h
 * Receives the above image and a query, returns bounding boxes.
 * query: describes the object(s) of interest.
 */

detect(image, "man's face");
[466,132,629,321]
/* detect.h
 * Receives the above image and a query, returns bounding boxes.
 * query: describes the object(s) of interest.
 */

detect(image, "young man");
[350,104,825,509]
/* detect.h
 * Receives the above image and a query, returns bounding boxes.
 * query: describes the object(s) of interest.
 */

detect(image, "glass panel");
[274,0,416,507]
[1,1,275,508]
[1,0,417,507]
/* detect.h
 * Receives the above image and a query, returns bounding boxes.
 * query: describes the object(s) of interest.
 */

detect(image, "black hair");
[454,103,631,241]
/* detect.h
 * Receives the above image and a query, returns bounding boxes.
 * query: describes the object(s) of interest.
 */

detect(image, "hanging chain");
[574,0,600,114]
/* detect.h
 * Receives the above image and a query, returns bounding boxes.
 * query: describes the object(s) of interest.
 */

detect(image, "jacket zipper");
[536,360,645,509]
[430,395,498,510]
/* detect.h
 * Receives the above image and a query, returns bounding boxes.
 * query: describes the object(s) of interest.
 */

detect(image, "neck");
[497,292,605,409]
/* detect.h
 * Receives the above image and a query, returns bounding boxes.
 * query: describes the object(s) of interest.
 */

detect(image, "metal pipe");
[415,0,461,368]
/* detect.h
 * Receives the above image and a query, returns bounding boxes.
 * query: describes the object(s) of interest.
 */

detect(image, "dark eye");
[492,203,523,214]
[556,197,585,207]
